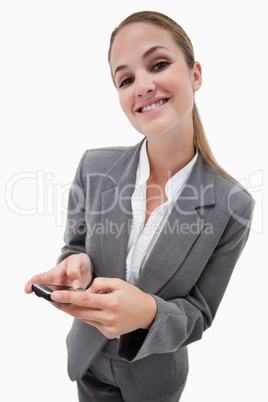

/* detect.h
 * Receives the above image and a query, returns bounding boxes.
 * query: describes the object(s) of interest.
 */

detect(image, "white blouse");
[126,140,198,285]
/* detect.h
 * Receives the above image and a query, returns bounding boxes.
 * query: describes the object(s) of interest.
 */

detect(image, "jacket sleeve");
[118,197,255,362]
[57,151,88,264]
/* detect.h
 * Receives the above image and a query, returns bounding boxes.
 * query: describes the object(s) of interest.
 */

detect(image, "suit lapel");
[99,141,216,291]
[100,140,144,280]
[137,154,215,294]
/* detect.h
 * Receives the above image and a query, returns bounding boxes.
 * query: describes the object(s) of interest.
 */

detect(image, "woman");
[25,11,255,402]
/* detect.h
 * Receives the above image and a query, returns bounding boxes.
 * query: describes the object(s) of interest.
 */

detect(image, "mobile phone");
[32,283,86,302]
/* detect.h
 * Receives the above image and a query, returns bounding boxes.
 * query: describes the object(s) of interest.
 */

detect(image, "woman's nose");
[135,74,156,97]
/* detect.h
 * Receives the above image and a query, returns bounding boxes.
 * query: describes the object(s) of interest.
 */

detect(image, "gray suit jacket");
[58,139,254,383]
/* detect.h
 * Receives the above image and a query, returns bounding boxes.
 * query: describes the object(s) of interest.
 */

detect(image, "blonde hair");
[108,11,234,180]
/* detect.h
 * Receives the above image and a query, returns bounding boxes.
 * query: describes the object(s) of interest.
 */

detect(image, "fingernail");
[72,280,80,289]
[52,292,62,300]
[86,287,92,293]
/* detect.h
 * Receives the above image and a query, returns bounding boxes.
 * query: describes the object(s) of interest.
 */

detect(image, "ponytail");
[192,103,236,180]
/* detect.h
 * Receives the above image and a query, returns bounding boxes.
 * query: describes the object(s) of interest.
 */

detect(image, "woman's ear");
[192,62,202,92]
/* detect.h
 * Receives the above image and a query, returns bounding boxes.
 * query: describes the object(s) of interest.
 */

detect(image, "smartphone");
[32,283,87,302]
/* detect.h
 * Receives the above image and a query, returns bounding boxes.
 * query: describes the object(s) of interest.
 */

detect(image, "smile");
[137,98,169,113]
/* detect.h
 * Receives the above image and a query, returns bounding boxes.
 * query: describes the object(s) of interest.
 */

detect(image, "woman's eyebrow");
[142,45,169,60]
[113,45,169,79]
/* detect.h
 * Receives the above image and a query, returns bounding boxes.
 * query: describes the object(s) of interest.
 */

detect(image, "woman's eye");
[152,61,170,71]
[119,78,133,88]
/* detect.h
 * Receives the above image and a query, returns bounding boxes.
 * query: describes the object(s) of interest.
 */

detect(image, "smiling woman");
[25,10,255,402]
[108,11,233,180]
[110,22,200,146]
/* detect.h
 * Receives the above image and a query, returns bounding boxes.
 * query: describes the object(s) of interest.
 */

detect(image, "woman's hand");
[50,278,157,339]
[24,253,92,294]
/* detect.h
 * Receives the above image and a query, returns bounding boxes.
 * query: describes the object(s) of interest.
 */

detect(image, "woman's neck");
[146,130,195,183]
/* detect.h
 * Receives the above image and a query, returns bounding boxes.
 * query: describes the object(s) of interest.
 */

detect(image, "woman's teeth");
[140,98,168,113]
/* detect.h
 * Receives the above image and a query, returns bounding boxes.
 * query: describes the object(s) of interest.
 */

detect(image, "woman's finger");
[50,289,111,310]
[90,277,126,294]
[24,269,59,294]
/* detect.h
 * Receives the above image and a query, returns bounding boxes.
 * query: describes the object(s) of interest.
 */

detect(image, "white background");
[1,0,267,401]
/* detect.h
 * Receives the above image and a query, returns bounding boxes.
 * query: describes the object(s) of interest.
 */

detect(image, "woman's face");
[110,22,202,140]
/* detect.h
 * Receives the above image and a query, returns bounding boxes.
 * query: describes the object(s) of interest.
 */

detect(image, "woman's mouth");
[137,98,169,113]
